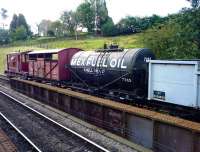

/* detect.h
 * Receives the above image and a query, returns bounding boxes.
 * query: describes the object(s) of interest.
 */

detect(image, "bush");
[0,29,10,45]
[142,9,200,59]
[11,25,28,41]
[101,18,117,36]
[47,30,55,37]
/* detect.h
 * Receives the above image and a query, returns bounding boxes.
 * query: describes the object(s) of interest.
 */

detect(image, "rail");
[0,112,42,152]
[0,91,110,152]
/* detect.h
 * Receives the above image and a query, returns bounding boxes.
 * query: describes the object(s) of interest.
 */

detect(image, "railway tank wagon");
[69,47,155,100]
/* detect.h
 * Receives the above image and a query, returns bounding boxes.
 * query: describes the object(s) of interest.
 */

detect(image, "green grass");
[42,34,143,50]
[0,34,143,74]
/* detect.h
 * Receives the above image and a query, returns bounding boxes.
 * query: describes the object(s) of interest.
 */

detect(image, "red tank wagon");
[27,48,82,82]
[5,51,30,77]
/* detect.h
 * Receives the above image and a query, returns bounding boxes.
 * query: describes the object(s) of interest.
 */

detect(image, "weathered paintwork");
[28,48,81,81]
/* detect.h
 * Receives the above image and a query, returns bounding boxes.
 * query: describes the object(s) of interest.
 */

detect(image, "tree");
[61,11,77,33]
[49,21,63,37]
[76,0,110,33]
[90,0,109,29]
[101,17,117,36]
[0,8,8,20]
[187,0,200,8]
[10,14,18,32]
[38,20,52,36]
[142,8,200,59]
[11,26,27,40]
[116,16,139,35]
[116,15,165,35]
[71,11,79,40]
[17,14,31,35]
[47,30,55,37]
[0,29,10,44]
[60,11,80,39]
[9,14,31,39]
[76,1,94,32]
[0,8,8,29]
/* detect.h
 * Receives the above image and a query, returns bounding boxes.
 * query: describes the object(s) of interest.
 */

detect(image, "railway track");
[0,91,109,152]
[0,112,41,152]
[0,74,9,85]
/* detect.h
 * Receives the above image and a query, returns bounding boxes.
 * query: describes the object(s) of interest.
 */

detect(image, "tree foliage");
[76,1,94,32]
[10,14,18,32]
[142,8,200,59]
[188,0,200,8]
[49,21,63,37]
[17,14,31,35]
[10,26,28,41]
[90,0,109,28]
[60,11,78,34]
[0,29,10,44]
[116,15,164,35]
[38,20,52,36]
[0,8,8,19]
[101,17,117,36]
[9,14,31,40]
[76,0,109,33]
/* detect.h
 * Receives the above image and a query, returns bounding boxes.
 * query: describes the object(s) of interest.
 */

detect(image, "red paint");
[28,48,81,81]
[6,51,30,76]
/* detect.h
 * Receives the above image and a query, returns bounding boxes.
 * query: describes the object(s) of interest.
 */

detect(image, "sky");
[0,0,191,32]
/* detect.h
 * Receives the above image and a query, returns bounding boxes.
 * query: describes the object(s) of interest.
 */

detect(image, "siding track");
[0,91,109,152]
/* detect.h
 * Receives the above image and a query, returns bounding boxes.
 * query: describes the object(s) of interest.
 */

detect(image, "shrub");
[142,9,200,59]
[11,25,28,41]
[101,18,117,36]
[0,29,10,45]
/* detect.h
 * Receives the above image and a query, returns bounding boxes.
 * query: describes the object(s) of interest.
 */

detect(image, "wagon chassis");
[22,74,200,123]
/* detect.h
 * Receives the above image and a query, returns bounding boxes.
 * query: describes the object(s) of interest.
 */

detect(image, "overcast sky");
[0,0,191,32]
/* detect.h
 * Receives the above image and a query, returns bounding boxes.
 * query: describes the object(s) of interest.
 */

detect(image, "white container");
[148,60,200,108]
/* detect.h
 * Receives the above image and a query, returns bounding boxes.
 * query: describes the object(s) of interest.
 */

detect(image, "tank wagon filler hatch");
[68,48,155,100]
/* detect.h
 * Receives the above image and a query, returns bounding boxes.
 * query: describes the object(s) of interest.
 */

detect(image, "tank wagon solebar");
[10,78,200,152]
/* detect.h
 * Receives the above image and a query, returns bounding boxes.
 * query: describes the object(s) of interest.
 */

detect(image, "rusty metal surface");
[127,115,153,149]
[11,78,200,133]
[0,129,17,152]
[86,102,103,127]
[154,123,194,152]
[194,133,200,152]
[103,109,123,134]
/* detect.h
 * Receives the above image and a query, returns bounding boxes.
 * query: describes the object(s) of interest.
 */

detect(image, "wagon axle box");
[148,60,200,108]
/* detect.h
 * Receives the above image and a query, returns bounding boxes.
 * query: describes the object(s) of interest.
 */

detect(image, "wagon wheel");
[134,88,145,99]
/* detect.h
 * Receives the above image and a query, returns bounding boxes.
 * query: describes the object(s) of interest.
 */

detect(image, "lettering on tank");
[121,77,132,83]
[71,57,127,69]
[83,68,105,75]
